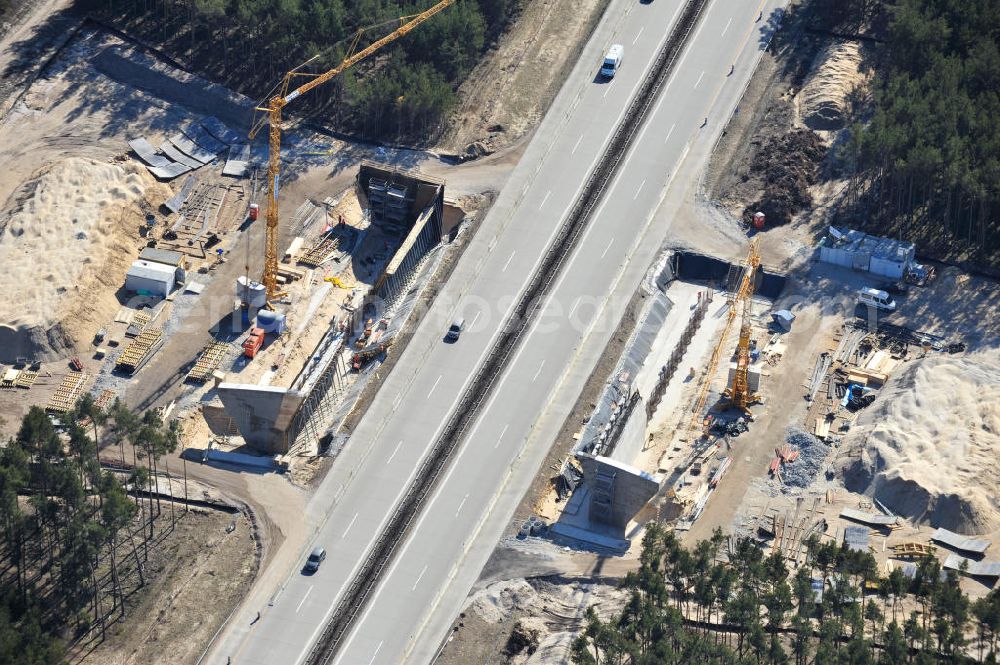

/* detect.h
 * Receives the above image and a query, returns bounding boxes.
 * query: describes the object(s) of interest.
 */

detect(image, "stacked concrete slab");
[128,116,248,181]
[223,144,251,177]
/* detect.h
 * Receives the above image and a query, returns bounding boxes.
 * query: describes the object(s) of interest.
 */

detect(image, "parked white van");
[600,44,623,78]
[857,287,896,312]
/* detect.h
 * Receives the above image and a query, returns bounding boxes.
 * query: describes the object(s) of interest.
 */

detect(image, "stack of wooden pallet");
[15,370,37,389]
[187,341,231,382]
[116,329,164,374]
[890,542,937,559]
[126,310,153,338]
[46,373,91,413]
[298,236,340,267]
[94,388,116,412]
[0,368,38,390]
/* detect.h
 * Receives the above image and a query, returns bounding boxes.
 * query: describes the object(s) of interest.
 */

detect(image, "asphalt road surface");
[211,0,788,663]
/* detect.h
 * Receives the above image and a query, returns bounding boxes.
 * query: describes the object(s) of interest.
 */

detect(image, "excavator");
[323,275,355,289]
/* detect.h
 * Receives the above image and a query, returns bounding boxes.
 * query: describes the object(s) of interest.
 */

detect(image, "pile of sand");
[0,158,153,361]
[798,41,868,131]
[839,349,1000,534]
[467,579,538,623]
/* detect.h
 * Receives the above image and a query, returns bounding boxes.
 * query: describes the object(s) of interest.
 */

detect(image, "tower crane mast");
[687,238,762,438]
[723,237,762,413]
[248,0,456,303]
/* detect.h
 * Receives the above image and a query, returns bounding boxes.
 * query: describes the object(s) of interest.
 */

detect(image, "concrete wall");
[358,161,444,235]
[217,383,305,455]
[608,400,649,468]
[578,454,660,530]
[375,203,440,305]
[287,327,351,449]
[441,202,466,236]
[671,251,786,300]
[359,161,445,307]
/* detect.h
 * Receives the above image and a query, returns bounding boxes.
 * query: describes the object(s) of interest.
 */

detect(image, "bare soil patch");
[75,508,256,665]
[435,0,610,156]
[740,128,827,227]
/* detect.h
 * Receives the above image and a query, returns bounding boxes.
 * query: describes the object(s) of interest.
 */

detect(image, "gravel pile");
[782,427,830,489]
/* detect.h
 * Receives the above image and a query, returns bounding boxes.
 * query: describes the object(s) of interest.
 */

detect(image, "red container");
[249,203,260,221]
[752,211,765,230]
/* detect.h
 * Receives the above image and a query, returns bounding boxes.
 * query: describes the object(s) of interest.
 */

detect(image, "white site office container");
[125,259,175,297]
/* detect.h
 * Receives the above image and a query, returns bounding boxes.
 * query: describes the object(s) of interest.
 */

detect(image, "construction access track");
[305,0,711,661]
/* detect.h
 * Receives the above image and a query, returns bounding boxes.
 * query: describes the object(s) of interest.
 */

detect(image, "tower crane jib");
[248,0,457,303]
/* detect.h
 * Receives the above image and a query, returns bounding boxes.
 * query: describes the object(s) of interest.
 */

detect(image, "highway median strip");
[304,0,712,661]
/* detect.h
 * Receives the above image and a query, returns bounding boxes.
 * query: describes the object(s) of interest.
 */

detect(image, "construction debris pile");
[462,576,629,662]
[839,348,1000,534]
[781,428,830,489]
[741,129,827,227]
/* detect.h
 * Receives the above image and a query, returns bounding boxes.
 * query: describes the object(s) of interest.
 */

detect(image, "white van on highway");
[600,44,623,79]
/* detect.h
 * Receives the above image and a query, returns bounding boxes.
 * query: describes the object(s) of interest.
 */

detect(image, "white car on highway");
[600,44,623,78]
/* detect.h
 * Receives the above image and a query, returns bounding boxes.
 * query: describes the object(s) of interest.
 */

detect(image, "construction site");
[438,223,1000,663]
[0,0,998,664]
[0,4,483,660]
[433,5,1000,658]
[0,7,470,463]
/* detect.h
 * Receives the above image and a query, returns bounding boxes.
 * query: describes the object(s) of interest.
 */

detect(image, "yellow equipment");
[687,239,762,436]
[722,238,762,413]
[248,0,456,302]
[323,275,354,288]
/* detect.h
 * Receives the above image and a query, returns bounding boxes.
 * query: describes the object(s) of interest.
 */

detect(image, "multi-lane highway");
[211,0,786,663]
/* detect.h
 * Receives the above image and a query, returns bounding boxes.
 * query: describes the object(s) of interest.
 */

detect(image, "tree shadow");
[757,7,787,51]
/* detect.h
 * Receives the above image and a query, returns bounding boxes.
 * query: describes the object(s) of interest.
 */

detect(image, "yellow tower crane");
[722,237,762,413]
[248,0,456,303]
[687,238,762,438]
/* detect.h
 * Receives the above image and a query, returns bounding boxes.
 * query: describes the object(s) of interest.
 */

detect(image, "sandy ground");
[0,158,171,351]
[438,538,631,665]
[839,348,1000,534]
[74,508,256,665]
[797,40,869,131]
